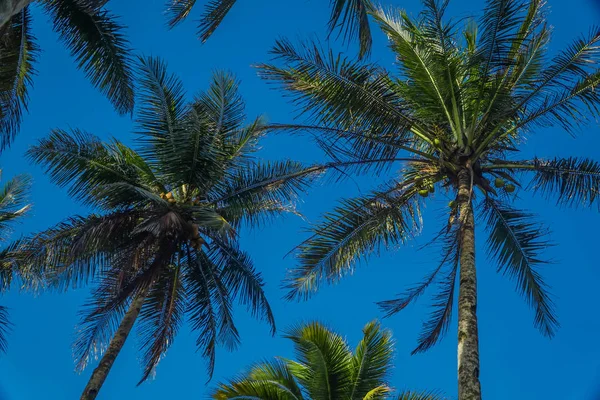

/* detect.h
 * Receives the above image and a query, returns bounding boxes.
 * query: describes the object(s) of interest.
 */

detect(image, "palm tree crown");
[258,0,600,398]
[24,57,324,389]
[165,0,375,58]
[0,0,134,150]
[212,320,442,400]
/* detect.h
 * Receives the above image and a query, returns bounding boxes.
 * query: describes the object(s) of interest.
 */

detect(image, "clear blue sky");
[0,0,599,399]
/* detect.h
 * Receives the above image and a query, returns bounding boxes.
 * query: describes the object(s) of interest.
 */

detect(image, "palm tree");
[0,0,134,149]
[0,173,31,353]
[165,0,375,58]
[257,0,600,398]
[212,320,442,400]
[23,56,329,400]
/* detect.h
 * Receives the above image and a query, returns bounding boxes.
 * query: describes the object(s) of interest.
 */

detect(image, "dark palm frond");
[197,0,237,43]
[285,183,421,301]
[481,199,557,337]
[166,0,197,28]
[0,6,38,150]
[0,305,10,353]
[328,0,374,58]
[528,157,600,209]
[284,321,353,399]
[137,263,186,384]
[0,174,31,236]
[396,391,446,400]
[0,239,29,291]
[411,226,460,354]
[257,38,420,140]
[207,240,275,334]
[349,320,394,399]
[43,0,134,114]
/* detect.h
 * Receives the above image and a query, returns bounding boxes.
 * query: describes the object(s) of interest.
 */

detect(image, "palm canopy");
[22,56,327,383]
[0,0,134,150]
[0,173,31,353]
[165,0,375,58]
[258,0,600,353]
[212,320,442,400]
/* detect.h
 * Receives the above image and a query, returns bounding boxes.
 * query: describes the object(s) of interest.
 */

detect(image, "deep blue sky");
[0,0,599,399]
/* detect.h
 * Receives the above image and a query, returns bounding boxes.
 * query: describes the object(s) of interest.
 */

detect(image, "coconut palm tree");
[257,0,600,398]
[212,320,442,400]
[165,0,375,58]
[23,56,331,400]
[0,173,31,353]
[0,0,134,149]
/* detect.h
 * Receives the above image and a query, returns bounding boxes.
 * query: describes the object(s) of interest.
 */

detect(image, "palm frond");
[529,157,600,209]
[284,321,353,399]
[328,0,373,58]
[196,0,237,43]
[349,320,394,399]
[481,199,557,337]
[411,226,460,354]
[257,38,420,140]
[0,6,38,150]
[166,0,197,28]
[137,263,186,383]
[285,183,421,301]
[0,305,10,353]
[396,391,446,400]
[43,0,134,114]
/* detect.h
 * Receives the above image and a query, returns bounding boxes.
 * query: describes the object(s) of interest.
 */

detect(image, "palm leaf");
[43,0,134,114]
[197,0,237,43]
[0,6,38,149]
[0,305,10,353]
[481,199,558,337]
[328,0,374,58]
[166,0,197,28]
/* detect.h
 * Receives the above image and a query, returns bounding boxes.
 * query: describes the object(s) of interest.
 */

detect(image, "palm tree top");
[23,56,327,384]
[257,0,600,352]
[212,320,444,400]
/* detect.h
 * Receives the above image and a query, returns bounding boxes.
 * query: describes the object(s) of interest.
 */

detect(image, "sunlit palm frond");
[285,183,421,301]
[43,0,134,114]
[481,199,557,337]
[0,6,38,150]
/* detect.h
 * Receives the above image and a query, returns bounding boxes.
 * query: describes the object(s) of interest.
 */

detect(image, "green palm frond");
[43,0,134,114]
[257,39,420,140]
[197,0,237,43]
[285,183,421,301]
[529,157,600,209]
[396,391,445,400]
[212,359,304,400]
[481,199,557,337]
[285,321,353,399]
[349,320,394,399]
[0,6,38,150]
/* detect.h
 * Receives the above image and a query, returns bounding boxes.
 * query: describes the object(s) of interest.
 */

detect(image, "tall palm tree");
[212,320,442,400]
[23,57,328,400]
[0,173,31,353]
[0,0,134,149]
[257,0,600,398]
[165,0,375,58]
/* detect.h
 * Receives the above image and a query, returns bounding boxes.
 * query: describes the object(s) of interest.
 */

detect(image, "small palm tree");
[212,320,442,400]
[257,0,600,398]
[24,57,325,400]
[165,0,375,58]
[0,173,31,352]
[0,0,134,149]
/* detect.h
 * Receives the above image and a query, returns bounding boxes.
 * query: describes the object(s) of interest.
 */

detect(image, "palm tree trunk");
[456,168,482,400]
[80,292,147,400]
[0,0,33,28]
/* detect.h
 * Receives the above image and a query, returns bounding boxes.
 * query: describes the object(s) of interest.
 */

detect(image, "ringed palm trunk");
[456,167,482,400]
[0,0,33,28]
[80,290,148,400]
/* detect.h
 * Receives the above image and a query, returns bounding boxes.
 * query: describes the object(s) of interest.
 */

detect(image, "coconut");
[168,198,176,203]
[418,189,429,197]
[434,138,441,146]
[165,192,173,200]
[494,178,505,188]
[448,200,456,208]
[429,184,435,193]
[505,184,516,193]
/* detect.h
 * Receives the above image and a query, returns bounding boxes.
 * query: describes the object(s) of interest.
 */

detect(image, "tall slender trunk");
[0,0,33,29]
[80,292,147,400]
[456,168,482,400]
